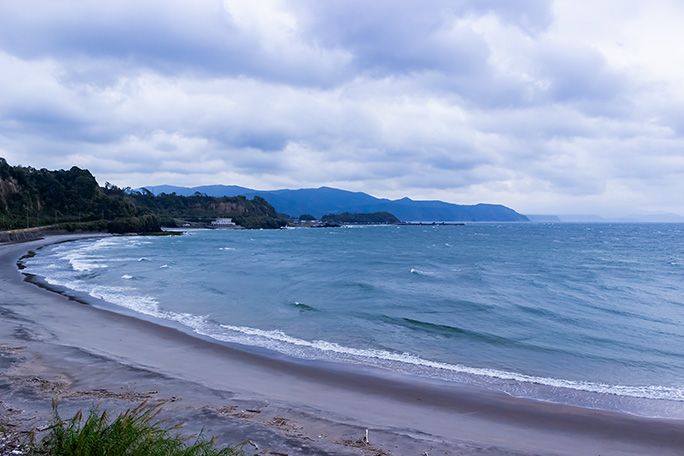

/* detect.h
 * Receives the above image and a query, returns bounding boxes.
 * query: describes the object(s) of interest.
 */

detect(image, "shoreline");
[2,235,684,455]
[18,253,684,421]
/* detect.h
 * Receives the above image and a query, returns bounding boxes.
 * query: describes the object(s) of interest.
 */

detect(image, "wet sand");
[2,234,684,455]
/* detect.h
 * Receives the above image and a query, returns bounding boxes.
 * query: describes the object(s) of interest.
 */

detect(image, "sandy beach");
[2,235,684,455]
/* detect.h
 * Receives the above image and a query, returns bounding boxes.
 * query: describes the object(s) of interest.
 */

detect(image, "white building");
[211,218,235,226]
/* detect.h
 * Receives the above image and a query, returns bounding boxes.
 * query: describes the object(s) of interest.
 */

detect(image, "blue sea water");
[23,223,684,418]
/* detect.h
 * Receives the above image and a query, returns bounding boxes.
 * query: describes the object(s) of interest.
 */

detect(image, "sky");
[1,0,684,217]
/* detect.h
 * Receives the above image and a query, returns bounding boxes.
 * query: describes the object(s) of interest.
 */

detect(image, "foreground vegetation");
[8,403,246,456]
[0,158,286,232]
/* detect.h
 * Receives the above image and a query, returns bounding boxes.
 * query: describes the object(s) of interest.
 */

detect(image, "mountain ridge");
[142,185,529,222]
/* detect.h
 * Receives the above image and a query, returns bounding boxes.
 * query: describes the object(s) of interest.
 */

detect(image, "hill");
[321,211,401,225]
[0,159,284,232]
[144,185,529,222]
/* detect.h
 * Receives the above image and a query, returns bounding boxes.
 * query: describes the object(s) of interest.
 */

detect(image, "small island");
[320,211,401,225]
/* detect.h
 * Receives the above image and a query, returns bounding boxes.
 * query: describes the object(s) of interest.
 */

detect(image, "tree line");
[0,158,286,232]
[320,211,400,224]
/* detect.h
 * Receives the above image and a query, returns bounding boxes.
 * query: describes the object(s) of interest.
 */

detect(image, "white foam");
[89,285,160,316]
[121,275,133,279]
[216,324,684,403]
[129,240,152,246]
[26,233,684,409]
[62,251,108,272]
[410,268,434,276]
[43,276,83,291]
[52,237,125,272]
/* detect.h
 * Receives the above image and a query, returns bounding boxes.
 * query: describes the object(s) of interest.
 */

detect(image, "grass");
[30,402,246,456]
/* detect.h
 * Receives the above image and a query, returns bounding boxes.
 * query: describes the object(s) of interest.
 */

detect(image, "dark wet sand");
[2,234,684,455]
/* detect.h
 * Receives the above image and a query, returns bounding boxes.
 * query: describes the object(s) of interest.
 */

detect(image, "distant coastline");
[143,184,530,222]
[2,159,527,237]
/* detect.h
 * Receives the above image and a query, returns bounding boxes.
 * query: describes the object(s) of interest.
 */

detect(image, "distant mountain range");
[142,185,530,222]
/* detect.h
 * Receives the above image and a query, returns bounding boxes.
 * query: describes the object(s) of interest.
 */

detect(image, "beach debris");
[216,405,266,419]
[345,431,390,455]
[268,417,310,441]
[241,439,259,450]
[0,427,30,456]
[270,417,289,427]
[217,405,238,414]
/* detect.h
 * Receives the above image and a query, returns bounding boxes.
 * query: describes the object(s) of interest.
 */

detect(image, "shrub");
[34,402,244,456]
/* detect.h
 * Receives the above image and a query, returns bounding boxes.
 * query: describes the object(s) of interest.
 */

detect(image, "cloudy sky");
[1,0,684,217]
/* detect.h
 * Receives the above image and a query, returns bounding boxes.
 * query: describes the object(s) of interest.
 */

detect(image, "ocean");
[22,223,684,418]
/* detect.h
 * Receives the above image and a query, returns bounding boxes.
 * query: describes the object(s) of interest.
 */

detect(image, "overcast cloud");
[1,0,684,217]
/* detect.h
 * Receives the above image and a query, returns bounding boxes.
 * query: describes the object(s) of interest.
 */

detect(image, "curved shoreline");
[20,240,684,419]
[2,235,684,455]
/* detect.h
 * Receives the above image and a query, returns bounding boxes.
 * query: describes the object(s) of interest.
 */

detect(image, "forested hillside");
[0,158,285,232]
[321,211,400,224]
[128,189,286,229]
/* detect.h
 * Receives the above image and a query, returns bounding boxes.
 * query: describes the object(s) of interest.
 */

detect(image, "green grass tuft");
[33,402,245,456]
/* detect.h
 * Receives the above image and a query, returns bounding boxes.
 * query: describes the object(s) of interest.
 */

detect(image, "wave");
[378,315,588,360]
[23,227,684,418]
[291,302,318,312]
[68,257,108,272]
[334,280,375,292]
[30,261,684,412]
[56,239,112,272]
[388,316,512,345]
[211,323,684,404]
[128,240,152,246]
[91,286,160,316]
